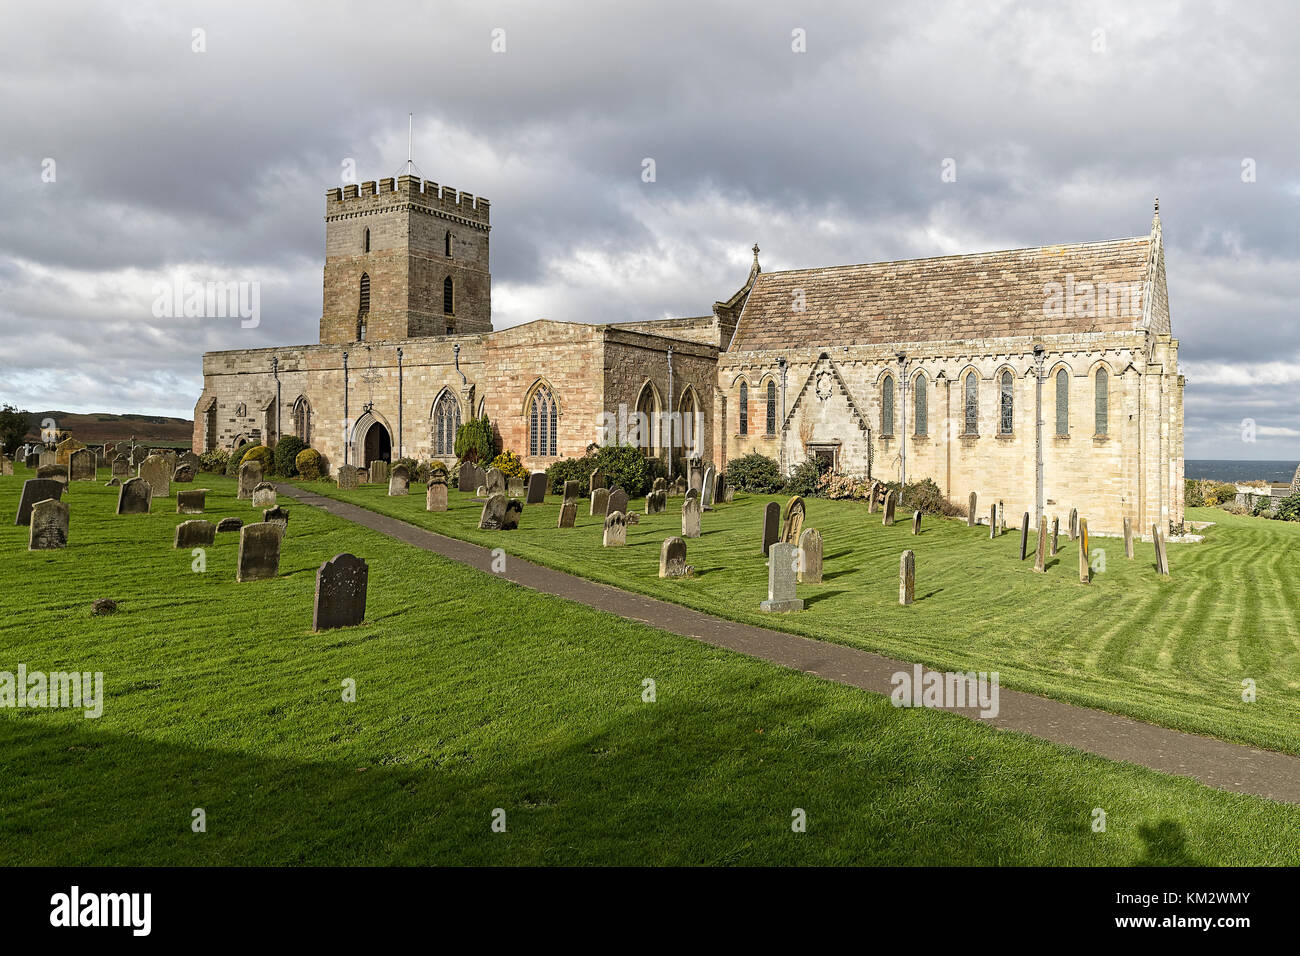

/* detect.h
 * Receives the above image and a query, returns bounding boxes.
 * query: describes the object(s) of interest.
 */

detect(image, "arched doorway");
[363,420,391,465]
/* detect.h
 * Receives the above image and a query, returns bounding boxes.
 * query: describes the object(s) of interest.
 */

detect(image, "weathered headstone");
[236,522,283,582]
[912,510,922,535]
[589,467,606,493]
[263,506,290,530]
[369,460,389,487]
[36,464,68,483]
[130,446,148,467]
[900,550,915,605]
[507,476,525,498]
[426,476,448,512]
[672,476,686,496]
[252,482,277,508]
[179,451,203,473]
[37,450,55,468]
[797,527,823,583]
[558,498,577,528]
[652,477,667,494]
[216,517,243,533]
[28,498,69,550]
[591,488,610,516]
[701,467,716,509]
[998,501,1006,534]
[479,493,509,530]
[174,519,215,548]
[988,504,997,539]
[502,499,522,530]
[313,553,369,631]
[69,447,96,481]
[0,456,13,476]
[358,468,370,484]
[15,479,64,525]
[1068,508,1078,541]
[603,511,627,547]
[139,454,172,498]
[1034,516,1048,572]
[1123,517,1134,559]
[713,472,726,505]
[967,491,977,527]
[1019,512,1030,560]
[867,481,879,514]
[172,464,196,483]
[111,455,130,479]
[682,495,701,538]
[782,496,806,543]
[688,462,703,494]
[55,437,86,466]
[388,466,410,496]
[24,452,39,468]
[176,489,206,514]
[1079,518,1091,584]
[475,485,487,498]
[724,485,735,503]
[337,464,359,490]
[882,491,895,527]
[607,487,628,516]
[526,472,547,504]
[105,477,120,487]
[457,463,476,493]
[645,490,666,514]
[562,480,579,503]
[760,541,804,612]
[116,477,151,515]
[484,467,506,495]
[762,501,780,555]
[1051,517,1059,556]
[1153,524,1170,575]
[238,460,262,499]
[659,537,691,578]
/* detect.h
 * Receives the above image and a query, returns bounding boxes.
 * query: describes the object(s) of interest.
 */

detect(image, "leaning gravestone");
[645,490,666,514]
[263,506,290,530]
[659,537,691,578]
[724,485,735,503]
[589,467,606,493]
[1153,524,1170,576]
[1051,517,1060,556]
[558,496,577,528]
[882,491,896,527]
[502,499,522,530]
[179,451,203,473]
[176,489,206,514]
[116,477,151,515]
[762,500,781,555]
[484,467,506,496]
[782,496,806,544]
[337,464,359,490]
[426,475,448,512]
[607,487,628,517]
[1123,517,1134,559]
[1019,512,1030,560]
[172,464,196,483]
[251,482,277,508]
[111,455,130,479]
[16,479,64,526]
[36,464,68,483]
[900,550,916,606]
[238,460,262,499]
[988,504,998,539]
[797,527,823,584]
[672,476,686,496]
[652,477,667,494]
[603,511,627,547]
[562,480,579,503]
[174,519,215,548]
[701,468,716,510]
[591,487,610,516]
[761,542,803,612]
[1079,518,1091,584]
[105,477,120,487]
[1068,508,1078,541]
[526,472,547,504]
[313,553,369,632]
[236,522,283,582]
[507,477,525,498]
[28,499,69,550]
[479,493,509,530]
[1034,517,1048,573]
[912,510,922,535]
[369,461,390,487]
[216,517,243,533]
[968,492,977,527]
[388,465,410,496]
[139,454,172,498]
[681,495,702,538]
[69,448,96,481]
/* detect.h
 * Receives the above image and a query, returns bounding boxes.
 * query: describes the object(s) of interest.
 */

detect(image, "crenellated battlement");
[325,174,490,226]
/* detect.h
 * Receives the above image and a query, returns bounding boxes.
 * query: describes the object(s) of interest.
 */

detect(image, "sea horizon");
[1185,459,1298,484]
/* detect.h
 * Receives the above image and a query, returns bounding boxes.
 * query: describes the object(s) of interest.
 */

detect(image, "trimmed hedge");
[295,448,322,481]
[273,436,308,476]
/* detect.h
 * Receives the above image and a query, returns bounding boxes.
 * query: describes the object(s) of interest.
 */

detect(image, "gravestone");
[337,464,359,490]
[589,467,606,493]
[1153,524,1170,575]
[139,454,172,498]
[36,464,68,483]
[476,485,487,498]
[1051,517,1059,556]
[263,506,290,530]
[689,462,703,494]
[899,550,915,606]
[607,487,628,516]
[562,480,579,503]
[116,477,151,515]
[652,477,666,494]
[507,476,525,498]
[988,504,997,539]
[216,517,243,533]
[174,519,215,548]
[782,496,806,543]
[313,553,369,631]
[797,527,823,584]
[760,542,803,612]
[236,522,283,582]
[55,437,85,466]
[502,499,523,530]
[967,491,977,527]
[69,448,96,481]
[1079,518,1090,584]
[912,510,922,535]
[28,499,69,550]
[645,490,666,514]
[713,472,726,505]
[369,461,390,487]
[252,482,277,508]
[724,485,735,503]
[106,477,120,487]
[1068,508,1078,541]
[1034,517,1048,572]
[1123,517,1134,559]
[24,452,39,468]
[672,476,686,496]
[358,468,370,484]
[762,501,780,555]
[681,495,701,538]
[659,537,691,578]
[1019,512,1030,560]
[591,488,610,516]
[38,450,55,468]
[0,456,12,476]
[388,466,410,496]
[998,501,1006,534]
[426,476,448,512]
[179,451,203,473]
[484,467,506,495]
[238,460,262,499]
[111,455,130,479]
[479,493,509,530]
[867,481,880,514]
[558,498,577,528]
[701,467,716,509]
[603,511,627,547]
[172,464,196,483]
[130,446,148,467]
[176,489,206,514]
[526,472,547,504]
[882,491,895,527]
[457,464,476,493]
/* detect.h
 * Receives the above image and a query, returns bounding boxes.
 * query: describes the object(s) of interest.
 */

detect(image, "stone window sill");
[959,432,979,440]
[1093,434,1110,442]
[879,433,895,441]
[1054,434,1070,440]
[995,433,1015,440]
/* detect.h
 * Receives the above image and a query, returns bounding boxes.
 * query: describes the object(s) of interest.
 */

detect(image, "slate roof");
[728,235,1154,352]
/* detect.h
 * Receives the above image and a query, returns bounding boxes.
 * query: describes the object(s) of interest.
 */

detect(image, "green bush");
[489,450,527,481]
[878,477,964,517]
[727,453,784,494]
[544,444,663,498]
[1274,493,1300,521]
[455,415,498,466]
[226,442,256,475]
[784,454,830,497]
[242,445,273,473]
[272,436,308,476]
[1184,479,1205,508]
[199,448,229,474]
[546,455,596,495]
[393,457,419,477]
[295,448,322,481]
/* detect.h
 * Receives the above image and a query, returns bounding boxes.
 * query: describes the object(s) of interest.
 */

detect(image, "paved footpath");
[279,484,1300,805]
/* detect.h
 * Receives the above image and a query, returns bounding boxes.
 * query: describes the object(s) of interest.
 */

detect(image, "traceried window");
[1095,368,1109,436]
[964,372,978,434]
[293,397,312,446]
[766,381,777,435]
[432,391,460,456]
[1056,369,1069,436]
[999,371,1014,434]
[881,375,895,435]
[913,374,927,436]
[529,385,558,457]
[359,273,370,315]
[443,276,454,315]
[739,382,748,435]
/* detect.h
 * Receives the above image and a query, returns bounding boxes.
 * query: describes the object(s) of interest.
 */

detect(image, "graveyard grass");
[4,468,1300,866]
[304,480,1300,759]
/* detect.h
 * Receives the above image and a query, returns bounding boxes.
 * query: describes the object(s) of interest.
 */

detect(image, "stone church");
[194,170,1183,536]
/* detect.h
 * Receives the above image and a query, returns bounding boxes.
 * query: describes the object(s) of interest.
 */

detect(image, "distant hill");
[25,411,194,447]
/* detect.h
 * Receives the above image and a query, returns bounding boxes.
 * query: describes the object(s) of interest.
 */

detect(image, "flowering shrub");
[489,450,528,480]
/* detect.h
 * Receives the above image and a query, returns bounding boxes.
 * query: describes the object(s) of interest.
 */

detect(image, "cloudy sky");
[1,0,1297,458]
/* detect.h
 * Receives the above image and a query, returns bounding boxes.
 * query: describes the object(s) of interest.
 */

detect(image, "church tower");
[320,174,492,344]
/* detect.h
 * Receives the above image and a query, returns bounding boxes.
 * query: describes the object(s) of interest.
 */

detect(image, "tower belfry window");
[359,273,370,315]
[363,228,371,253]
[445,230,452,257]
[443,276,454,315]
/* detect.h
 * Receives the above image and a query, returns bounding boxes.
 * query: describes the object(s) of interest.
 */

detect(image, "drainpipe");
[342,351,350,466]
[271,356,281,447]
[778,355,788,473]
[397,346,404,459]
[666,344,674,481]
[1034,345,1045,524]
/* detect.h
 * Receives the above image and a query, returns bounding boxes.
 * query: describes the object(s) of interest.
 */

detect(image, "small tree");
[0,404,32,456]
[454,414,498,465]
